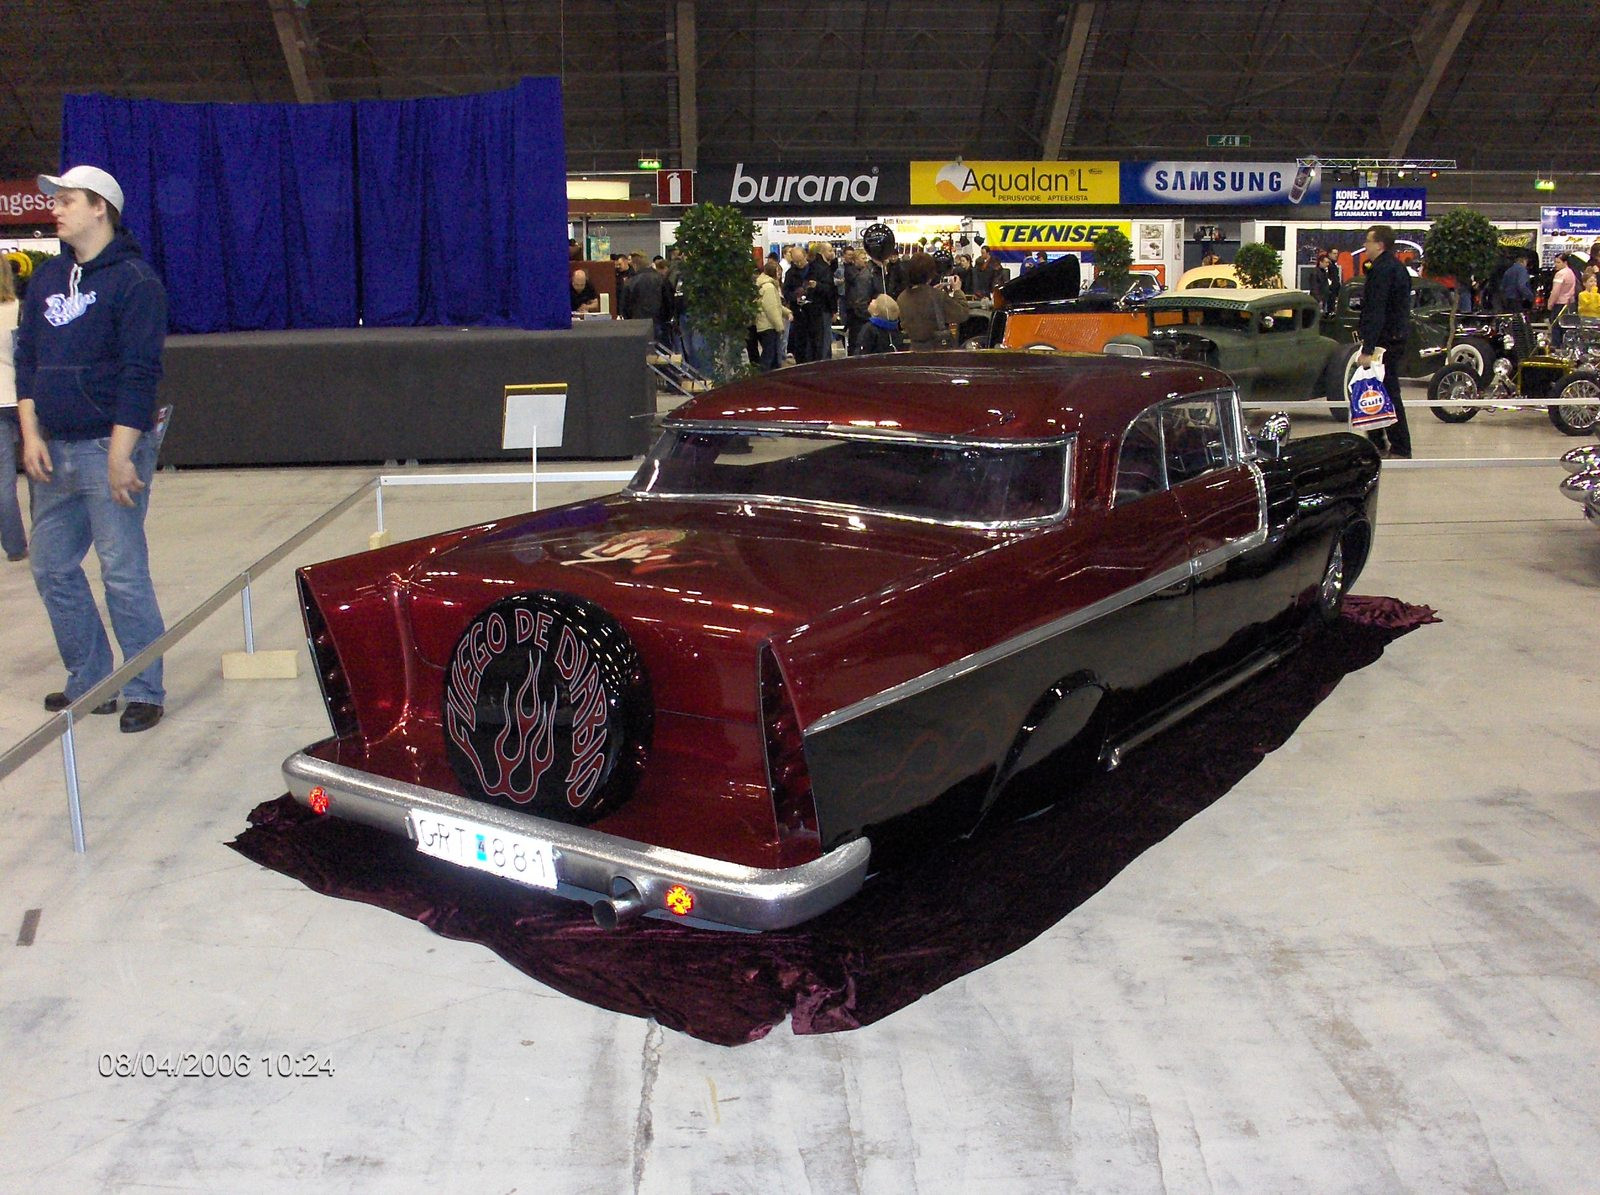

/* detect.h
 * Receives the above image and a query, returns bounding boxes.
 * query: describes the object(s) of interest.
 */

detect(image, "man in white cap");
[13,165,169,733]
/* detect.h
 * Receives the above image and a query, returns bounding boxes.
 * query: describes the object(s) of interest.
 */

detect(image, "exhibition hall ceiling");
[0,0,1595,180]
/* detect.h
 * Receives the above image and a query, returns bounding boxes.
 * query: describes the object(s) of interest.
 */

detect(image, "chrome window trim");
[658,419,1072,450]
[1112,387,1244,509]
[629,428,1076,530]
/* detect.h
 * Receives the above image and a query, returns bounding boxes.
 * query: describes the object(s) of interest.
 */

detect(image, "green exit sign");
[637,156,662,171]
[1207,134,1251,148]
[1534,178,1556,192]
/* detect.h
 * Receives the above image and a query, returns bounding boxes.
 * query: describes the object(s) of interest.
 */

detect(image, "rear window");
[631,429,1070,525]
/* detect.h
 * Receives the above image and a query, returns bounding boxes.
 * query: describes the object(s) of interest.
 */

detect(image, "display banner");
[700,162,906,208]
[1121,160,1320,206]
[1330,187,1426,220]
[1541,207,1600,237]
[764,217,857,243]
[0,179,54,226]
[983,220,1131,251]
[910,160,1118,206]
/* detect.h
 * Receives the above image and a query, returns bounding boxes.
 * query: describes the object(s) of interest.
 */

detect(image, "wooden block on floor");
[369,529,392,550]
[222,649,300,681]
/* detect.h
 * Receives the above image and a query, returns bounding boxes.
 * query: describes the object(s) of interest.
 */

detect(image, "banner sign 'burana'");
[982,220,1132,251]
[910,160,1119,206]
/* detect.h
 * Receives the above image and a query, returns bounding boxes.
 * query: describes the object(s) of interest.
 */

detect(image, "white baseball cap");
[37,165,125,214]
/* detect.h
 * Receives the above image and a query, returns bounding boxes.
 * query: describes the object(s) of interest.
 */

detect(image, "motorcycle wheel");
[1549,372,1600,436]
[1428,363,1482,423]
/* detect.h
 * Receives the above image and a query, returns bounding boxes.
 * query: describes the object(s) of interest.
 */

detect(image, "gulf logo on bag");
[1354,383,1387,416]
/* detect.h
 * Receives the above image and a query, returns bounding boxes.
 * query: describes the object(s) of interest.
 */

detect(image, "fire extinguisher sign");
[657,169,695,206]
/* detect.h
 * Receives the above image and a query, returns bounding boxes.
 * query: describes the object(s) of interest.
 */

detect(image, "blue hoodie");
[14,231,167,439]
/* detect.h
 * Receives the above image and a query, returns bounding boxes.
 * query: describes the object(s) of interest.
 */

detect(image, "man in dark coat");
[840,248,865,355]
[1357,224,1413,458]
[780,247,811,362]
[801,244,838,362]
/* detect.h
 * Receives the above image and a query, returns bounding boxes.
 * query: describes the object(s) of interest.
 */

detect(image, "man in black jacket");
[1357,224,1413,458]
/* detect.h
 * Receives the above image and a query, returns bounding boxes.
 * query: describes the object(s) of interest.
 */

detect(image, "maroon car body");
[284,353,1379,929]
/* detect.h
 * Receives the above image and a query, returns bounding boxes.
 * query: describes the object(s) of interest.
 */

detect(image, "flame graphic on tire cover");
[468,653,558,804]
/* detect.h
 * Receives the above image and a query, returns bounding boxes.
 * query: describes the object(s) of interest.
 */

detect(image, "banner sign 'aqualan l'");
[1121,160,1321,207]
[910,160,1119,206]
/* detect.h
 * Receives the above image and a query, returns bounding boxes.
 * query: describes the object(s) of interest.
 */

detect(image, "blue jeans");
[29,433,165,705]
[0,409,25,557]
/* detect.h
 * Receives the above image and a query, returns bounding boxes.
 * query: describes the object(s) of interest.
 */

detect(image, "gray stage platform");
[156,320,654,467]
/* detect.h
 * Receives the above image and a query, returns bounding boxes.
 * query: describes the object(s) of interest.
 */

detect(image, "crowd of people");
[570,234,1013,372]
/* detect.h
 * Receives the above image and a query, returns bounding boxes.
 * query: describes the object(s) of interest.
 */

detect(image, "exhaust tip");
[592,880,646,930]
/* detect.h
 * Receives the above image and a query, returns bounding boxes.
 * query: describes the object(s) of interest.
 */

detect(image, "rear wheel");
[1320,344,1358,423]
[1428,364,1482,423]
[1549,373,1600,436]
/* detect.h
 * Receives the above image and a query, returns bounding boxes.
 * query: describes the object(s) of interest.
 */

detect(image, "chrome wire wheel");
[1318,538,1346,622]
[1550,376,1600,436]
[1430,365,1481,423]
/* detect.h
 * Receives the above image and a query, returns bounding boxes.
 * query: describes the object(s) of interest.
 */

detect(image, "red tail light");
[760,645,821,867]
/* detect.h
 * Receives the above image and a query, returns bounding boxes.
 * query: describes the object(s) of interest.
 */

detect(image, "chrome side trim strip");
[282,752,872,932]
[805,558,1195,736]
[1101,642,1291,769]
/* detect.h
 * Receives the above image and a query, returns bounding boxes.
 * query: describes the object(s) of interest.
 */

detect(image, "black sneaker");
[44,691,118,716]
[120,702,164,734]
[5,550,25,562]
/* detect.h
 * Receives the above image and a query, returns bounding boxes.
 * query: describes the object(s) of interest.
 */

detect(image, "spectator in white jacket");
[754,261,790,372]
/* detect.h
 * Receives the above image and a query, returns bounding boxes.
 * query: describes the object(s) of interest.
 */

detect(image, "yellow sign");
[911,160,1119,206]
[984,220,1132,251]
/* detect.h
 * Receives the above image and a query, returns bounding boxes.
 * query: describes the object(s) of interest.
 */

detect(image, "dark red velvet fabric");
[229,596,1439,1046]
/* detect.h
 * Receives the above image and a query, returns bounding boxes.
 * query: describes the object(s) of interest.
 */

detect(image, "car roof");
[1147,288,1313,311]
[667,352,1231,441]
[1176,264,1242,288]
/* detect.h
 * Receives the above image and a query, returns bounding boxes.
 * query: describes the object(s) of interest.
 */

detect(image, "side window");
[1162,396,1229,485]
[1115,408,1166,505]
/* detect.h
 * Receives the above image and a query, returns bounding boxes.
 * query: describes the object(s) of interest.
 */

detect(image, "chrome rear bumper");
[282,750,871,932]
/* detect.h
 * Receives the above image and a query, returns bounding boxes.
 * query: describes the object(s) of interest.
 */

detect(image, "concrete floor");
[1,392,1597,1193]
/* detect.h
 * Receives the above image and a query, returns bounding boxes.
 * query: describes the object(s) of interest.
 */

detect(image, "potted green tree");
[1423,207,1500,345]
[672,202,758,384]
[1234,241,1283,289]
[1091,227,1133,299]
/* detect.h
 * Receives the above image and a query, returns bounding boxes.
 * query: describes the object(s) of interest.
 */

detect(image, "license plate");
[408,810,557,890]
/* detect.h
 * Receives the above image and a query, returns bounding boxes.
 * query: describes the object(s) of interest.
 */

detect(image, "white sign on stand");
[502,383,569,511]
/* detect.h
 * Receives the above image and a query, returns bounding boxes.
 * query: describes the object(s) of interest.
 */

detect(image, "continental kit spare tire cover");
[443,592,651,824]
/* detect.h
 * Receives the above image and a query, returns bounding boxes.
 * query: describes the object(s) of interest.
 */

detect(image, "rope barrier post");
[62,714,86,854]
[240,573,256,654]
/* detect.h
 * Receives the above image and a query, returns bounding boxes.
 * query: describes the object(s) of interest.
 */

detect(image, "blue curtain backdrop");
[60,79,568,334]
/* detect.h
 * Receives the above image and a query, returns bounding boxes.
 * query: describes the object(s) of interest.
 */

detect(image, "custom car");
[990,255,1171,352]
[283,354,1380,931]
[1559,445,1600,527]
[1105,289,1347,410]
[1428,312,1600,434]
